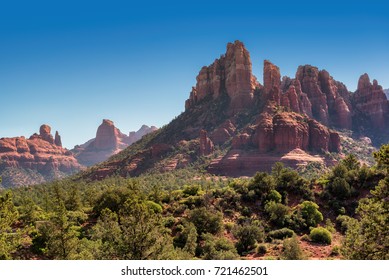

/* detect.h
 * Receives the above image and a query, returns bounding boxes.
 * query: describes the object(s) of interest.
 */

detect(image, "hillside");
[79,41,388,181]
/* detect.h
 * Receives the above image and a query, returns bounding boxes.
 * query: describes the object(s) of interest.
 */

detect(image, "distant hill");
[71,120,158,166]
[384,88,389,99]
[79,40,388,181]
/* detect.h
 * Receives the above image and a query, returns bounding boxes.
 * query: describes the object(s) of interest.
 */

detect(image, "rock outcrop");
[252,112,339,153]
[0,125,81,187]
[185,40,259,114]
[54,131,62,147]
[199,130,214,156]
[353,74,389,129]
[73,120,158,166]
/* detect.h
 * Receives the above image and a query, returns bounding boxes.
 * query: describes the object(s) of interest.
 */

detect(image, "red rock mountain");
[73,120,158,166]
[78,41,389,180]
[0,125,82,187]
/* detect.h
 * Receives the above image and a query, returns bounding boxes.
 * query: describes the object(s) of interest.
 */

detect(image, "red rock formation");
[74,121,158,166]
[151,143,172,158]
[93,119,122,150]
[272,114,309,152]
[185,40,259,114]
[210,120,236,145]
[252,112,339,153]
[199,130,214,156]
[308,119,330,152]
[232,133,251,149]
[353,74,388,129]
[0,126,81,176]
[329,132,341,153]
[263,60,281,104]
[296,65,329,125]
[55,131,62,147]
[318,70,352,129]
[39,124,54,144]
[255,113,274,153]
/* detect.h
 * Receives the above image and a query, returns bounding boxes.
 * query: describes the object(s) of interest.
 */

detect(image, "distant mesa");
[384,88,389,99]
[0,124,81,188]
[72,120,158,166]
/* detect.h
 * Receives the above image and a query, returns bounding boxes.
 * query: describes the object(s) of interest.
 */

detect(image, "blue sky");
[1,0,388,148]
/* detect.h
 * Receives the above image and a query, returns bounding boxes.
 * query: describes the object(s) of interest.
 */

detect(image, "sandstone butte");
[0,125,81,174]
[72,119,158,166]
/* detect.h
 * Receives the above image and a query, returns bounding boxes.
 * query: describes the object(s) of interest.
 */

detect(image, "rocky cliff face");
[0,125,81,187]
[186,40,259,114]
[352,74,389,129]
[73,120,158,166]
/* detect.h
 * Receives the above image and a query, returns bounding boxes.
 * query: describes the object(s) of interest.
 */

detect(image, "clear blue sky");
[1,0,388,148]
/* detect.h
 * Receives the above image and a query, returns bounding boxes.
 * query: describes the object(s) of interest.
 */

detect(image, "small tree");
[342,178,389,259]
[300,201,323,228]
[233,224,264,254]
[0,192,22,259]
[281,235,305,260]
[309,227,332,245]
[188,207,223,235]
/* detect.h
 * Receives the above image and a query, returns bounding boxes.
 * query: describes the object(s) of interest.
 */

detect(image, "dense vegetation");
[0,145,388,260]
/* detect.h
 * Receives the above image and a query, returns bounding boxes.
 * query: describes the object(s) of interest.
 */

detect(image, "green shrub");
[188,207,223,235]
[233,224,264,254]
[201,233,239,260]
[266,190,282,204]
[265,201,289,227]
[300,201,323,228]
[145,201,163,213]
[309,227,332,245]
[335,215,352,234]
[256,244,267,255]
[268,228,295,240]
[329,177,352,199]
[183,185,202,197]
[281,235,305,260]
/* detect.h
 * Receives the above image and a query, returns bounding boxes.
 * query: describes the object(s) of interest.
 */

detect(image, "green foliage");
[309,227,332,245]
[173,221,197,257]
[46,201,80,259]
[342,177,389,259]
[264,201,289,227]
[188,207,223,235]
[183,185,202,196]
[0,192,22,259]
[299,201,323,228]
[265,189,282,204]
[256,243,267,255]
[329,177,352,199]
[373,143,389,171]
[145,201,163,214]
[233,224,264,255]
[281,235,305,260]
[335,215,352,234]
[201,233,239,260]
[91,208,122,259]
[119,198,165,259]
[268,228,295,240]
